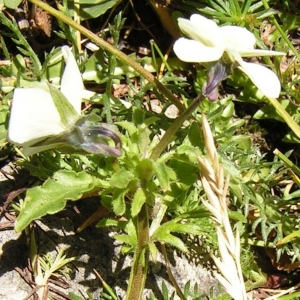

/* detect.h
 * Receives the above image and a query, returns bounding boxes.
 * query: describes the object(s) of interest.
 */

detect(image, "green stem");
[27,0,185,112]
[125,94,201,297]
[261,0,300,62]
[161,243,187,300]
[273,148,300,176]
[126,204,149,300]
[260,0,300,139]
[267,96,300,139]
[150,96,203,160]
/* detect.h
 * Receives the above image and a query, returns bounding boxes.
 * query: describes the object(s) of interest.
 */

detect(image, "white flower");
[7,46,83,156]
[7,46,121,157]
[173,14,285,98]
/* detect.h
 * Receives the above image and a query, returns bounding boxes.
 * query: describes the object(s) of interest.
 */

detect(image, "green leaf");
[168,159,198,188]
[136,125,151,155]
[162,281,168,299]
[69,292,85,300]
[113,219,137,249]
[82,51,107,83]
[151,220,201,252]
[116,121,137,136]
[15,170,104,232]
[135,159,154,181]
[4,0,22,9]
[110,168,135,188]
[228,210,247,223]
[47,82,79,128]
[112,188,127,215]
[132,107,145,125]
[253,104,283,121]
[0,105,9,144]
[153,161,171,192]
[114,234,135,249]
[97,218,126,229]
[68,0,118,20]
[148,241,158,262]
[278,290,300,300]
[131,188,146,217]
[222,100,234,118]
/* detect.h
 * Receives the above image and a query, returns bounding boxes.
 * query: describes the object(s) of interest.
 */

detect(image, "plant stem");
[25,3,203,297]
[27,0,185,112]
[261,0,300,62]
[126,204,149,300]
[147,0,181,38]
[126,97,202,298]
[161,243,187,300]
[126,94,202,297]
[150,96,203,160]
[267,96,300,139]
[260,0,300,139]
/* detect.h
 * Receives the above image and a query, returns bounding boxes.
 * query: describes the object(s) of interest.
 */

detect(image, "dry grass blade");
[199,113,248,300]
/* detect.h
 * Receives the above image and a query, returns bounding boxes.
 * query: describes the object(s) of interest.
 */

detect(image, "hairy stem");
[126,98,203,298]
[126,204,149,300]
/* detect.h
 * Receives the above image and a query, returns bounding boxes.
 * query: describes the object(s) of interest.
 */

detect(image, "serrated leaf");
[151,220,201,252]
[113,219,137,248]
[156,233,187,252]
[137,125,151,155]
[114,234,136,248]
[97,218,126,230]
[153,161,172,191]
[116,121,137,136]
[15,170,104,232]
[131,188,146,217]
[112,188,127,215]
[135,159,154,181]
[168,159,198,188]
[110,168,135,188]
[148,241,158,262]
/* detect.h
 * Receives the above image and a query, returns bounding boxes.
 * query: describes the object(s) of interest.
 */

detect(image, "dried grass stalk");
[199,113,248,300]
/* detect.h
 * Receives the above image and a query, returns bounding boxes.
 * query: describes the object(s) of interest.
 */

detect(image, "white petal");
[22,144,60,157]
[220,26,256,50]
[178,14,220,47]
[173,38,224,62]
[238,60,281,98]
[7,88,64,145]
[60,46,83,114]
[238,49,285,57]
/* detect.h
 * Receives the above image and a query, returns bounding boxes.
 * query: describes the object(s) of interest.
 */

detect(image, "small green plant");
[1,0,300,299]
